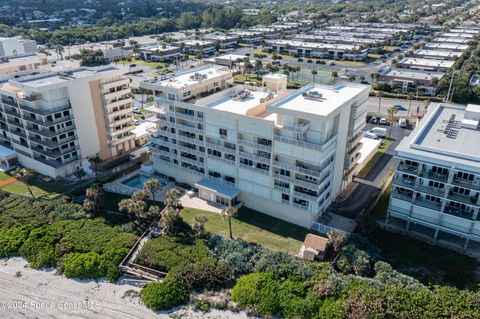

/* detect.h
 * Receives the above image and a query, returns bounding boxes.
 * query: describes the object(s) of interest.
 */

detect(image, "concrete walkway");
[180,194,222,213]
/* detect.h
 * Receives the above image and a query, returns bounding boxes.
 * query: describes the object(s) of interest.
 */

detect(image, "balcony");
[273,134,337,152]
[205,142,236,155]
[413,199,442,212]
[273,173,294,183]
[392,191,413,202]
[207,154,235,165]
[177,134,199,145]
[274,185,290,193]
[415,184,445,197]
[173,111,204,123]
[292,202,309,211]
[444,207,474,220]
[347,142,363,155]
[237,139,272,152]
[419,170,448,183]
[45,113,74,125]
[149,146,175,159]
[293,190,319,202]
[239,163,270,175]
[239,151,271,165]
[277,122,309,133]
[29,134,76,148]
[176,122,203,134]
[447,192,477,206]
[452,177,480,191]
[393,176,416,189]
[294,177,320,191]
[397,164,419,175]
[1,97,17,107]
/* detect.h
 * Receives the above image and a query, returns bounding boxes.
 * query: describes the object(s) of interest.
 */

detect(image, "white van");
[399,118,408,128]
[364,132,379,140]
[370,127,387,139]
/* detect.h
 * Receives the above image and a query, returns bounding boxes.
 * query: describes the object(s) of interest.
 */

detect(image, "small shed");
[299,233,329,261]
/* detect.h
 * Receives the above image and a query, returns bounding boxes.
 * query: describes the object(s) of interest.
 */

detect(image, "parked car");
[364,132,379,139]
[399,118,408,128]
[328,61,336,66]
[370,127,387,139]
[298,58,303,62]
[307,59,313,63]
[393,104,407,111]
[379,118,388,125]
[370,117,378,124]
[340,75,349,80]
[360,80,370,85]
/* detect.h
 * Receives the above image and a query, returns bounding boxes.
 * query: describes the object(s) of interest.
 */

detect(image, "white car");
[379,118,388,125]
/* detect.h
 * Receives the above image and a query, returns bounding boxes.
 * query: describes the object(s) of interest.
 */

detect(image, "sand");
[0,257,248,319]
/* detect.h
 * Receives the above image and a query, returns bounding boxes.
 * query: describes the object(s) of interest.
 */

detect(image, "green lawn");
[123,58,167,70]
[233,74,262,84]
[180,207,310,254]
[366,228,479,289]
[0,171,10,182]
[357,138,393,178]
[0,173,76,199]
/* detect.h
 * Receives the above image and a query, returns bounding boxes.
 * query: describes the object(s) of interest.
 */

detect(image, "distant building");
[137,45,181,62]
[181,40,216,55]
[202,33,239,49]
[397,57,455,72]
[0,54,48,75]
[387,103,480,251]
[378,69,444,95]
[0,37,37,58]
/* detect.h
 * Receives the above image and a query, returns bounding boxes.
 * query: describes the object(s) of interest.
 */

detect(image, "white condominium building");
[0,66,135,177]
[143,66,369,227]
[0,37,37,58]
[388,103,480,250]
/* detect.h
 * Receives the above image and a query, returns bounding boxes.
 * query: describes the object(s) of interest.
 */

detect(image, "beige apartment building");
[0,66,135,177]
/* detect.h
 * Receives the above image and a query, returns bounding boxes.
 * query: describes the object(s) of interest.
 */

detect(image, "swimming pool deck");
[103,169,175,201]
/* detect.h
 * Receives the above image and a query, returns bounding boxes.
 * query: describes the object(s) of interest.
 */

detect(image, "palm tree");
[311,69,318,83]
[147,205,163,219]
[348,74,356,82]
[13,168,35,199]
[165,188,182,209]
[88,155,103,180]
[254,60,263,78]
[331,71,338,84]
[119,191,148,220]
[375,91,384,114]
[160,206,179,235]
[387,106,398,138]
[143,178,160,202]
[423,99,431,115]
[370,72,379,87]
[221,206,238,239]
[83,186,104,213]
[407,92,415,117]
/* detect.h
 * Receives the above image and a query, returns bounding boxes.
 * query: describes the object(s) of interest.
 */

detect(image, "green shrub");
[232,272,280,316]
[140,279,189,311]
[208,235,265,276]
[19,225,59,268]
[62,252,105,279]
[136,236,209,272]
[100,248,130,282]
[0,226,30,257]
[255,251,311,279]
[169,259,233,291]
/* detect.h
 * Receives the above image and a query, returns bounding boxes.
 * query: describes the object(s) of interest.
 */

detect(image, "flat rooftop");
[414,49,460,59]
[399,57,455,69]
[11,66,118,88]
[432,37,469,44]
[382,69,445,81]
[146,65,230,89]
[267,39,359,51]
[139,45,179,52]
[267,83,367,117]
[397,104,480,168]
[182,40,215,46]
[424,42,469,51]
[442,32,475,38]
[201,89,275,115]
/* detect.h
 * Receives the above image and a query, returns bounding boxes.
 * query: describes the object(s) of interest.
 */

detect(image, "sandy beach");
[0,257,248,319]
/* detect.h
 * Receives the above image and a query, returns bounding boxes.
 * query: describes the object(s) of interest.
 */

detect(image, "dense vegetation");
[0,193,136,282]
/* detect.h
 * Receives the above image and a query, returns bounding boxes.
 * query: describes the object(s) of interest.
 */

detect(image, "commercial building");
[423,42,469,52]
[432,37,470,44]
[397,57,455,72]
[143,67,369,227]
[202,33,239,49]
[291,34,382,47]
[137,45,181,62]
[413,49,461,60]
[387,103,480,251]
[378,69,444,95]
[264,40,368,61]
[230,30,264,44]
[0,54,48,75]
[0,37,37,58]
[181,40,216,55]
[0,66,136,177]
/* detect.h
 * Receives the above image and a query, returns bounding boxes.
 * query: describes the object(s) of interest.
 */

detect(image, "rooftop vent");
[462,104,480,130]
[302,90,323,101]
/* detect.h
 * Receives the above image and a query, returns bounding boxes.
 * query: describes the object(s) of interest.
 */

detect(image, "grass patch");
[0,174,77,199]
[366,228,479,289]
[0,171,11,182]
[370,184,391,221]
[179,207,309,254]
[233,74,262,84]
[357,138,393,178]
[127,58,167,69]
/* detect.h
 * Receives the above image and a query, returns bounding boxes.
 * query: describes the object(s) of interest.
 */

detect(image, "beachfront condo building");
[0,66,135,177]
[141,65,369,227]
[388,103,480,250]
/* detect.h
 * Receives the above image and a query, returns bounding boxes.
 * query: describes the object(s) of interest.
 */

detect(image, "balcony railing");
[277,122,309,133]
[237,139,272,152]
[293,190,319,202]
[397,164,419,174]
[205,142,236,155]
[444,207,474,220]
[419,170,448,183]
[239,163,270,175]
[415,184,445,197]
[447,192,477,206]
[452,177,480,191]
[274,185,290,192]
[393,176,416,189]
[207,154,235,165]
[273,173,294,183]
[413,199,442,212]
[274,134,337,152]
[392,191,413,202]
[239,151,271,165]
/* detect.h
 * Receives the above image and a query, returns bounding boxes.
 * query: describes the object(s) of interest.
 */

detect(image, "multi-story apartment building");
[140,65,233,102]
[388,103,480,250]
[264,40,368,61]
[397,58,455,72]
[143,67,369,228]
[0,37,37,58]
[0,66,135,177]
[378,69,445,95]
[202,33,240,49]
[181,40,216,55]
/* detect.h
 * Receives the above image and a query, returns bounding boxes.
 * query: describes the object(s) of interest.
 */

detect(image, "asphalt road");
[366,97,427,116]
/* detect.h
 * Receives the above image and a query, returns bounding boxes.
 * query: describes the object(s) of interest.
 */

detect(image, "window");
[54,113,61,119]
[457,172,475,181]
[452,186,470,196]
[275,180,289,188]
[428,181,444,189]
[282,194,289,201]
[431,166,448,175]
[425,195,441,203]
[219,128,227,136]
[182,91,191,98]
[208,171,221,178]
[213,82,219,87]
[225,154,235,161]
